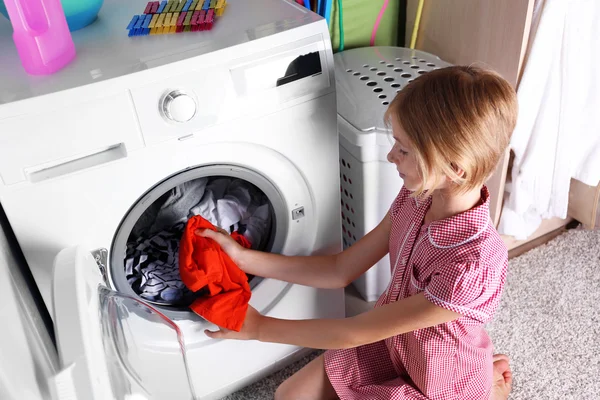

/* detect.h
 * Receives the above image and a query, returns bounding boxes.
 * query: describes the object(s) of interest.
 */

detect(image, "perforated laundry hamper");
[334,47,451,302]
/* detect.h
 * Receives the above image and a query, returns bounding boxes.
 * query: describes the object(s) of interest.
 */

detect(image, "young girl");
[198,65,517,400]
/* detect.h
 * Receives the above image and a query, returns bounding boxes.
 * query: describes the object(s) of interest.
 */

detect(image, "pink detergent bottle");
[4,0,76,75]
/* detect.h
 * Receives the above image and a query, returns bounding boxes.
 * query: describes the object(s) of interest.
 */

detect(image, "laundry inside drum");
[124,176,274,308]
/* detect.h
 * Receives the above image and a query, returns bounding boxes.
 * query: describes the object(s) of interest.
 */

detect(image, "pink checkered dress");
[325,186,507,399]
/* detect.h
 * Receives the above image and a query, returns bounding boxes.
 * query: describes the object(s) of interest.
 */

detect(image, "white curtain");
[499,0,600,239]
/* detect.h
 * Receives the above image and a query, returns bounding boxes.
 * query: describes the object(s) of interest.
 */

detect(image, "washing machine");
[0,0,344,398]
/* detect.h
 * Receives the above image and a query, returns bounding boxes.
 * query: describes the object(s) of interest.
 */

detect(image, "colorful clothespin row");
[129,0,226,36]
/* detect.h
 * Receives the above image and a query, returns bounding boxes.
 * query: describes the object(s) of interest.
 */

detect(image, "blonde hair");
[384,65,518,196]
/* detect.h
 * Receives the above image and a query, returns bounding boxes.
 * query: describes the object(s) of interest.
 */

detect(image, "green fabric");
[328,0,399,52]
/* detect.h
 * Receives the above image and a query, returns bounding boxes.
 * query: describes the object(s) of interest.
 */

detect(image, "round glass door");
[109,165,292,321]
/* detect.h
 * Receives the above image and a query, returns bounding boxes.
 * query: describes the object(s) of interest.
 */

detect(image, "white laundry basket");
[334,47,451,302]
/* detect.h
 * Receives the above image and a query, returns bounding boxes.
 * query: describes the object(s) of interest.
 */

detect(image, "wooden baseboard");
[499,178,600,258]
[502,217,573,258]
[507,223,571,259]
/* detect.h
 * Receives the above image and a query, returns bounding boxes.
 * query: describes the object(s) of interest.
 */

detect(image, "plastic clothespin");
[150,1,159,13]
[182,0,193,12]
[168,12,178,33]
[215,0,226,16]
[127,15,140,30]
[133,14,145,36]
[191,10,200,31]
[143,2,153,14]
[149,13,158,34]
[164,12,172,31]
[202,0,210,11]
[173,0,182,12]
[156,12,165,27]
[183,10,193,31]
[142,14,152,35]
[149,13,159,33]
[205,8,214,29]
[165,0,175,13]
[198,9,206,30]
[157,0,167,13]
[155,12,166,33]
[176,11,186,32]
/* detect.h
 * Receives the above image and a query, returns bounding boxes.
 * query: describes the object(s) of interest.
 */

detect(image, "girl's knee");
[274,355,336,400]
[274,380,291,400]
[275,373,308,400]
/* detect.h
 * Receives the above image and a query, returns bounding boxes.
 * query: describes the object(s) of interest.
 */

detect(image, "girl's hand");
[195,227,245,266]
[204,305,263,341]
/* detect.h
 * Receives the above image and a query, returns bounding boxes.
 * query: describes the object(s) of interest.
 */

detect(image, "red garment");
[325,186,507,399]
[179,216,252,332]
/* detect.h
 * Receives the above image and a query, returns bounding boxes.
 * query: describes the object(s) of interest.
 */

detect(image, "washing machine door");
[52,246,197,400]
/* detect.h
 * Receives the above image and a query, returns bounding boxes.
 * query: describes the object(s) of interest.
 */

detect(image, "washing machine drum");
[109,166,285,320]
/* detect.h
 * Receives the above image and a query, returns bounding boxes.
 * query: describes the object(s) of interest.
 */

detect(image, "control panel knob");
[161,90,197,123]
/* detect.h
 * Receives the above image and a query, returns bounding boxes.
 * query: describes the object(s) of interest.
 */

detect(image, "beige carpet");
[225,227,600,399]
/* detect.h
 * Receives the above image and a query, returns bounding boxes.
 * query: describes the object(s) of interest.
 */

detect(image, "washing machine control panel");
[161,90,197,123]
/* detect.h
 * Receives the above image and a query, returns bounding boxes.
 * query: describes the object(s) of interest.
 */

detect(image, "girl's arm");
[197,211,392,289]
[205,293,461,349]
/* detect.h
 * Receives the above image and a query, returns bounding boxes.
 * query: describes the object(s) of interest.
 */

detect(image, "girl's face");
[387,117,423,191]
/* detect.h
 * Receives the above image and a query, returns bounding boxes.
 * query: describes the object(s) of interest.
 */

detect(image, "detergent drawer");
[0,92,144,186]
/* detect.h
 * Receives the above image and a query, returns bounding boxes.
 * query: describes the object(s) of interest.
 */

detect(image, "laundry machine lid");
[52,246,197,400]
[334,47,451,137]
[0,0,323,105]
